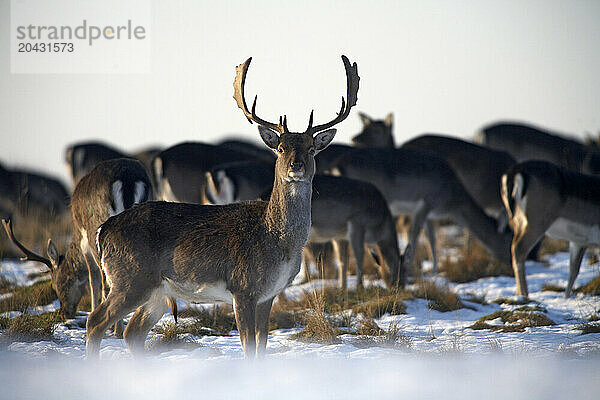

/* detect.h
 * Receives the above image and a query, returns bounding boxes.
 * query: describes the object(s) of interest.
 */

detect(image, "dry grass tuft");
[491,297,531,306]
[538,237,569,257]
[541,283,565,293]
[440,240,512,283]
[289,291,340,344]
[0,311,61,344]
[469,310,555,333]
[352,290,409,319]
[577,276,600,296]
[269,299,302,330]
[576,322,600,335]
[0,280,57,314]
[412,280,469,312]
[285,286,410,319]
[149,322,206,352]
[356,317,385,336]
[177,305,236,336]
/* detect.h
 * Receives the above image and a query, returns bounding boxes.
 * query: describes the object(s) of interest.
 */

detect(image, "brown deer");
[86,55,359,359]
[2,159,153,322]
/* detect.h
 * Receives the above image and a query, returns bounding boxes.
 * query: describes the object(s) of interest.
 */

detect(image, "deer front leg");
[347,224,366,289]
[86,292,131,359]
[565,242,586,298]
[233,293,257,359]
[255,297,274,357]
[82,251,102,311]
[406,201,430,275]
[332,240,347,290]
[424,219,437,272]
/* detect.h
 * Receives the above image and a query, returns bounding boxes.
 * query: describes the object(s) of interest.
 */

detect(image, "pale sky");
[1,0,599,186]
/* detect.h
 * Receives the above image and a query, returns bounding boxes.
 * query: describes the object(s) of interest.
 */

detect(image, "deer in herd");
[2,159,153,321]
[329,147,513,272]
[205,161,405,289]
[0,162,69,219]
[477,122,600,175]
[86,55,359,358]
[502,160,600,298]
[402,134,517,232]
[151,142,262,204]
[66,141,129,185]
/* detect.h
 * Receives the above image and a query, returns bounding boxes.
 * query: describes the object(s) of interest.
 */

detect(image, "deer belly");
[389,199,425,218]
[546,218,600,246]
[259,261,299,303]
[163,278,233,304]
[309,225,347,242]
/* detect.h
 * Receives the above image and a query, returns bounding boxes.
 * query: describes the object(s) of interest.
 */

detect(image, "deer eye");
[277,145,285,153]
[308,147,315,155]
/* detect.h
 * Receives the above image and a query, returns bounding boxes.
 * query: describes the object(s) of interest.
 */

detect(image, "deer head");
[2,219,87,319]
[352,112,394,148]
[233,56,359,184]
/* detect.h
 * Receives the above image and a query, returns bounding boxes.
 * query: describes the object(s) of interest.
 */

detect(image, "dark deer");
[65,141,129,185]
[477,122,600,175]
[87,55,359,358]
[502,160,600,298]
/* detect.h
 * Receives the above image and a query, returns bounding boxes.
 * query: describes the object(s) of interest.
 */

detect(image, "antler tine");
[233,57,286,134]
[306,55,360,135]
[282,115,289,133]
[1,218,54,271]
[306,110,314,131]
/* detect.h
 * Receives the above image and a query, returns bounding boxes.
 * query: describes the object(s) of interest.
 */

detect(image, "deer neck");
[264,175,312,253]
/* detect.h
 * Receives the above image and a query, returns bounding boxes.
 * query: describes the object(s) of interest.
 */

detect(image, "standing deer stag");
[502,160,600,298]
[2,159,152,321]
[87,55,359,358]
[205,162,405,290]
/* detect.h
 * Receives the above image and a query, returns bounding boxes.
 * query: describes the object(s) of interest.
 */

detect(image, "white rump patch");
[206,171,235,205]
[95,226,102,256]
[134,181,147,204]
[110,180,124,216]
[160,179,179,202]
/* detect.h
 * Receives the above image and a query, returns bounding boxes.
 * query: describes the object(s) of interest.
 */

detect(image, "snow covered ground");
[0,251,599,399]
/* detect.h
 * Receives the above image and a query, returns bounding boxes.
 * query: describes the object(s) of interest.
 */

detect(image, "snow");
[0,250,599,399]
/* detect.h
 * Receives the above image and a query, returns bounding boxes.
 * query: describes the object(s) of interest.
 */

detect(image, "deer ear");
[258,126,280,150]
[384,113,393,127]
[314,129,337,153]
[47,239,60,268]
[358,112,371,126]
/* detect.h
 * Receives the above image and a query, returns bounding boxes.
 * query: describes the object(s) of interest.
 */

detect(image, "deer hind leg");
[348,223,366,289]
[86,292,133,359]
[565,242,586,298]
[424,219,437,272]
[255,297,274,358]
[406,202,431,276]
[233,293,257,359]
[332,240,348,290]
[79,228,105,311]
[123,287,169,357]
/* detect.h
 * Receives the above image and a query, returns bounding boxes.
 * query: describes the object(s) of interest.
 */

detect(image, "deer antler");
[306,55,360,135]
[233,55,359,136]
[233,57,288,134]
[1,218,54,271]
